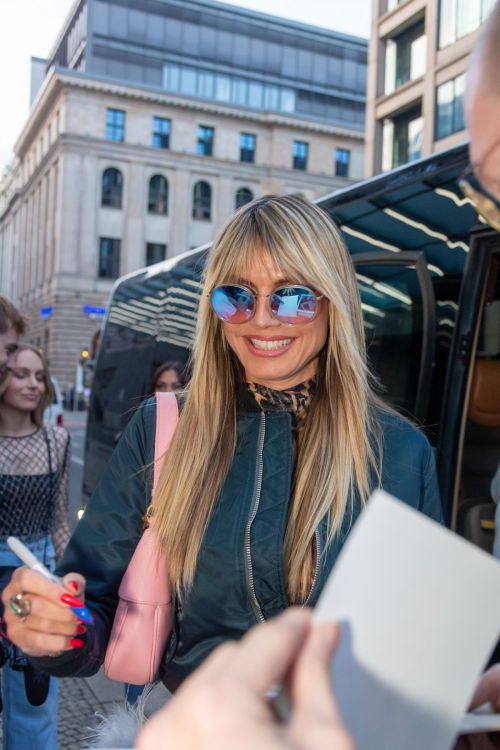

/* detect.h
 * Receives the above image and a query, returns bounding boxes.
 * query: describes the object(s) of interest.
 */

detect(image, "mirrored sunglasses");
[210,284,323,325]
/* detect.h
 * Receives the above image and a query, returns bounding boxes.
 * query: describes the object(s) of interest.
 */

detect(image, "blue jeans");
[0,536,58,750]
[124,683,145,705]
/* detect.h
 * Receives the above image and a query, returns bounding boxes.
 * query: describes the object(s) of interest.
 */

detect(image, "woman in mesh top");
[0,344,70,750]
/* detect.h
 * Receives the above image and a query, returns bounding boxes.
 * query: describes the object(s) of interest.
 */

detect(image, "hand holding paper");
[314,490,500,750]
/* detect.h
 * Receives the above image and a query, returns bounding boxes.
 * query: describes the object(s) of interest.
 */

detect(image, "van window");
[353,250,437,424]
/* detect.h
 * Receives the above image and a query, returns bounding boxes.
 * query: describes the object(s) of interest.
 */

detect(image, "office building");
[365,0,494,176]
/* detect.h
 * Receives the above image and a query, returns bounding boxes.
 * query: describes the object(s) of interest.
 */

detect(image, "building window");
[439,0,495,48]
[382,107,423,170]
[146,243,167,266]
[163,62,297,117]
[105,109,125,142]
[148,175,168,215]
[101,168,123,209]
[386,0,404,10]
[385,21,426,94]
[435,73,466,140]
[240,133,256,163]
[335,148,350,177]
[197,126,214,156]
[152,117,171,149]
[235,187,254,209]
[293,140,308,170]
[192,181,212,220]
[98,238,121,279]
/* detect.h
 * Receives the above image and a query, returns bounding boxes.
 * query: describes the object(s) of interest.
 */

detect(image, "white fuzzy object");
[83,683,171,749]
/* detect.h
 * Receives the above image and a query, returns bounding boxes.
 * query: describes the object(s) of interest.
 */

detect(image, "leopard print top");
[245,378,317,428]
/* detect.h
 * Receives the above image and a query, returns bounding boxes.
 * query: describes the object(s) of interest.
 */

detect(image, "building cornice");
[57,132,347,185]
[14,68,364,159]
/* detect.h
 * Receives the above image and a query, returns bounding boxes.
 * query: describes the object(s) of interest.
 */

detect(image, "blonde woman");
[2,196,442,705]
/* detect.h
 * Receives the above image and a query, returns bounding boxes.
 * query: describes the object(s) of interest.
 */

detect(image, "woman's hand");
[1,567,87,657]
[470,665,500,713]
[136,607,354,750]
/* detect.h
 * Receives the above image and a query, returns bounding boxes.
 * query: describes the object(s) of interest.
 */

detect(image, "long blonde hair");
[153,194,381,603]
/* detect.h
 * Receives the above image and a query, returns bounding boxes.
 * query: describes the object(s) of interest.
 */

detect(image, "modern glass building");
[45,0,367,131]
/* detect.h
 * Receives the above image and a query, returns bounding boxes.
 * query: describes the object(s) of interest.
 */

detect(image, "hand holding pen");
[1,536,92,657]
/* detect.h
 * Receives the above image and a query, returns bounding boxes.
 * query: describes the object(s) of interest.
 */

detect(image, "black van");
[83,143,500,550]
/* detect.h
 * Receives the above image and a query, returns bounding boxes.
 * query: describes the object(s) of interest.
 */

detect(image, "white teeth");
[250,338,292,350]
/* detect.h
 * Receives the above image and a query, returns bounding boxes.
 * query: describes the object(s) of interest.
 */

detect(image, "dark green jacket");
[32,397,443,689]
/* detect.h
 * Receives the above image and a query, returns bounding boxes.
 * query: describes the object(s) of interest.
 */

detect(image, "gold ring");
[9,593,32,622]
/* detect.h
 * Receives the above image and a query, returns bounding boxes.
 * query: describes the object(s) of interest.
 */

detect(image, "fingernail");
[68,581,80,592]
[69,638,84,648]
[76,624,86,635]
[60,593,84,608]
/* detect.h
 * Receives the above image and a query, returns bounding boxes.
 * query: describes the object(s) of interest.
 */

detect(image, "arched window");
[101,168,123,208]
[148,175,168,215]
[192,181,212,221]
[235,187,254,210]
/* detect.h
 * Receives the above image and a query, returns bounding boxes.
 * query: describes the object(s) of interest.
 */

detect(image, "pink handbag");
[104,392,179,684]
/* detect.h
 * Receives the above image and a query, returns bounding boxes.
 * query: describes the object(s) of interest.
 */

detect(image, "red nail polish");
[68,581,79,592]
[69,638,84,648]
[76,624,86,635]
[60,593,84,608]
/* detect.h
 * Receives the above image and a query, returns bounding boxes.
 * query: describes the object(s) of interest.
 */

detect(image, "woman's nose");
[252,294,279,327]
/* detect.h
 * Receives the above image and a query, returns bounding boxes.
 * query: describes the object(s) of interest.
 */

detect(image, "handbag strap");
[152,393,179,498]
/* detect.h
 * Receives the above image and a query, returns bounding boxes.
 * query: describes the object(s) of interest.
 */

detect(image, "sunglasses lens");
[211,285,255,322]
[270,287,318,324]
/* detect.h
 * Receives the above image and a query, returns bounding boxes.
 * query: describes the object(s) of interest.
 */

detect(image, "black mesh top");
[0,426,71,559]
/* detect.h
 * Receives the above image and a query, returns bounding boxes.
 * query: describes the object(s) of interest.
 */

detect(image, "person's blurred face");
[465,88,500,201]
[155,368,182,392]
[2,349,45,413]
[220,249,328,390]
[0,327,19,371]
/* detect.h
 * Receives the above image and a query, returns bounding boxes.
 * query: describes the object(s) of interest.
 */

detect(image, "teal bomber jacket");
[31,396,443,690]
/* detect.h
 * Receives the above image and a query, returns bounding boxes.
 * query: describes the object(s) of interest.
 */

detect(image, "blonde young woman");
[2,196,442,705]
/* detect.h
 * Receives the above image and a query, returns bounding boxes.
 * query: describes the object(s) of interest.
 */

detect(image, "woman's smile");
[245,335,294,356]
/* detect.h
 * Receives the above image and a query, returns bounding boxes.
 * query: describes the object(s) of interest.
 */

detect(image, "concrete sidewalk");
[58,668,124,749]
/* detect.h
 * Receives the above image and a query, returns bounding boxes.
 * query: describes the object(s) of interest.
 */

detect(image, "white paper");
[460,705,500,734]
[314,490,500,750]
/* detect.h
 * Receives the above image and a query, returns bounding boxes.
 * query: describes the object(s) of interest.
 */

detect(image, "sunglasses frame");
[458,136,500,231]
[209,283,324,326]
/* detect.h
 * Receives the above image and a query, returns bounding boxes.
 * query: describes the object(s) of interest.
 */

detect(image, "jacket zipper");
[244,412,322,620]
[304,528,321,607]
[244,411,266,623]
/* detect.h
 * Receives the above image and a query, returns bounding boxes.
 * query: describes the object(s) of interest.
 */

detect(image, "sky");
[0,0,372,170]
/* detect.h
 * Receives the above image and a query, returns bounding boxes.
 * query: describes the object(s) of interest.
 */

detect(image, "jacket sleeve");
[30,398,156,678]
[419,440,444,525]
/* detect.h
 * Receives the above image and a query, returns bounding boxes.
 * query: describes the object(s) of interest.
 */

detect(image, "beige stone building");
[0,0,367,388]
[365,0,495,176]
